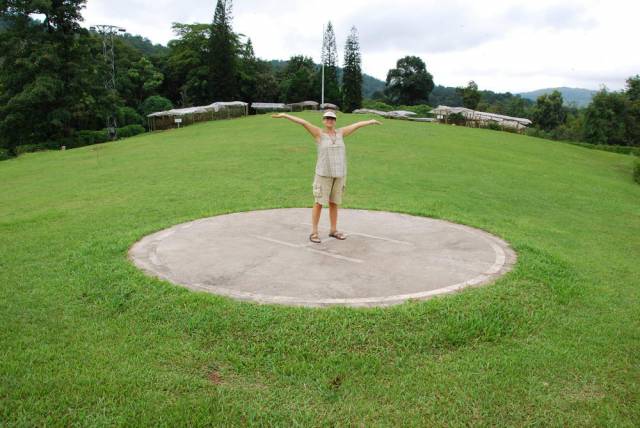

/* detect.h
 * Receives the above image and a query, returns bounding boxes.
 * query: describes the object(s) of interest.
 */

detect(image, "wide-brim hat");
[322,110,337,119]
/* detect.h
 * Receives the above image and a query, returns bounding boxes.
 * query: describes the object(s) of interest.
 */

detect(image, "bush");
[568,142,640,156]
[397,104,432,117]
[362,100,394,112]
[483,121,502,131]
[116,107,144,127]
[448,112,466,126]
[525,127,552,139]
[0,148,11,161]
[634,158,640,184]
[140,95,174,118]
[15,143,48,155]
[71,130,110,148]
[117,124,145,139]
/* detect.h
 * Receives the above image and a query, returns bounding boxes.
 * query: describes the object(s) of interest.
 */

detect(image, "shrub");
[15,143,48,155]
[0,148,11,161]
[117,124,145,139]
[140,95,174,118]
[568,142,640,156]
[71,130,110,148]
[116,107,144,127]
[362,100,394,112]
[448,112,466,126]
[633,158,640,184]
[525,127,552,139]
[484,121,502,131]
[397,104,432,117]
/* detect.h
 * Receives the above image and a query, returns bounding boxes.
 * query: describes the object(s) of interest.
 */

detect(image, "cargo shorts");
[312,174,346,205]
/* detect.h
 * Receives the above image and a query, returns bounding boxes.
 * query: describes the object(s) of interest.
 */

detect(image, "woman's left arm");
[340,119,382,137]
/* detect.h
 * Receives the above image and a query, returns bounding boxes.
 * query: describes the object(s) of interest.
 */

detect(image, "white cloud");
[82,0,640,92]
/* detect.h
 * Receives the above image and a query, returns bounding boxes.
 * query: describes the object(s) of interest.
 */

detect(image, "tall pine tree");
[319,21,341,107]
[208,0,239,101]
[342,26,362,113]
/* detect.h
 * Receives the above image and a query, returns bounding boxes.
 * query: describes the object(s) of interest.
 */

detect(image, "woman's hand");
[370,119,382,125]
[271,113,285,118]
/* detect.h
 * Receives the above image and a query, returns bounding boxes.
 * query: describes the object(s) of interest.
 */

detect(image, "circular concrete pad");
[129,209,517,307]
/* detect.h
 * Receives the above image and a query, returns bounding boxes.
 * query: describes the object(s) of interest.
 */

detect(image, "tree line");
[0,0,364,157]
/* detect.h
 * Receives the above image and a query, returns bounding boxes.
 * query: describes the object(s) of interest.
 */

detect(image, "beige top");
[315,130,347,177]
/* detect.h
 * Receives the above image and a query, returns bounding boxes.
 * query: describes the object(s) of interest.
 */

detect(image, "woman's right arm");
[272,113,321,140]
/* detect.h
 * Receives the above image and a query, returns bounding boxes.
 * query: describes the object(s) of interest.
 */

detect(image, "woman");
[272,110,382,243]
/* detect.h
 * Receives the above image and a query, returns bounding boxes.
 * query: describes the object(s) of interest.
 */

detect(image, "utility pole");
[90,24,126,139]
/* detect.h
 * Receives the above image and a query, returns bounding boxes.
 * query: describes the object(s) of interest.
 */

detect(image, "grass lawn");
[1,112,639,426]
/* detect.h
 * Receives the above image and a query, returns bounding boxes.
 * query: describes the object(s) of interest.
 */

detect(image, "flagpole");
[321,24,325,107]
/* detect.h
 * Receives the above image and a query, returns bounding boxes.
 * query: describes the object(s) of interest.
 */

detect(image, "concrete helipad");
[129,208,517,307]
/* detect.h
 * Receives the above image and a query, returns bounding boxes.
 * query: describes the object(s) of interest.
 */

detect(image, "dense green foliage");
[140,95,174,117]
[0,0,109,155]
[279,56,317,103]
[1,114,639,424]
[384,56,434,105]
[456,80,481,109]
[532,90,567,131]
[583,76,640,147]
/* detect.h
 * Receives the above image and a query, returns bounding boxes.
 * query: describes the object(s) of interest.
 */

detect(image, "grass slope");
[1,113,639,426]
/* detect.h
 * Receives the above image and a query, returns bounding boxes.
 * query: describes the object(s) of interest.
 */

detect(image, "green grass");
[1,112,639,426]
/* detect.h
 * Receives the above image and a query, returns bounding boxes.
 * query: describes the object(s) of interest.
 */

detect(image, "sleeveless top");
[315,130,347,177]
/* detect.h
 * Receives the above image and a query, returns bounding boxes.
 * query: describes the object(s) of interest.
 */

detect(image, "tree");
[384,56,434,105]
[238,38,258,104]
[532,90,566,132]
[626,75,640,102]
[165,23,211,106]
[342,26,362,113]
[280,55,316,103]
[208,0,239,101]
[319,21,341,106]
[583,89,628,145]
[456,81,481,110]
[124,57,164,107]
[625,76,640,146]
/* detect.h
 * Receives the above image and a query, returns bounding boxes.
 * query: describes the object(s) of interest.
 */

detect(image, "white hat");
[322,110,337,119]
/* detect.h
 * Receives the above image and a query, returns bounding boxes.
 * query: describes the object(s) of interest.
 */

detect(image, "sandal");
[309,233,321,243]
[329,231,347,240]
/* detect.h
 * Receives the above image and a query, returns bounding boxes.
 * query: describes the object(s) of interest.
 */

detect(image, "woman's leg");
[329,202,338,233]
[311,202,322,235]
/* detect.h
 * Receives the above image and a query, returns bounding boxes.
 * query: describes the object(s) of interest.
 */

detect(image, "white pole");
[321,24,325,107]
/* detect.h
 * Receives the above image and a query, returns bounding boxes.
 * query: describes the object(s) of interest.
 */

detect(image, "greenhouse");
[431,105,532,131]
[147,101,248,131]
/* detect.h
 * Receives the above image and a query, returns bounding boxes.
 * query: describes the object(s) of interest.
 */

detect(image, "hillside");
[518,87,597,107]
[1,114,638,425]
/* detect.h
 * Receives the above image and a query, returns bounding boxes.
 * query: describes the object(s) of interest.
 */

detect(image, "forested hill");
[517,87,597,107]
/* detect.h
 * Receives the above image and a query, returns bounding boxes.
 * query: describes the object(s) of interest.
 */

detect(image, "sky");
[82,0,640,93]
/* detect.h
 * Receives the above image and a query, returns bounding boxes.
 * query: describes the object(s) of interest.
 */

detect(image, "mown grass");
[1,112,639,426]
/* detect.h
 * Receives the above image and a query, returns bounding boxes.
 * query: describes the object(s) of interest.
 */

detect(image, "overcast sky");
[82,0,640,93]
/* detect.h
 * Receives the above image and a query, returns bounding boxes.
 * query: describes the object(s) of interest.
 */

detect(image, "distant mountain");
[517,87,597,107]
[268,59,385,98]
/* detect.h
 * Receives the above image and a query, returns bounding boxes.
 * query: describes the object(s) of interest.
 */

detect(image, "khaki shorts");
[312,174,346,205]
